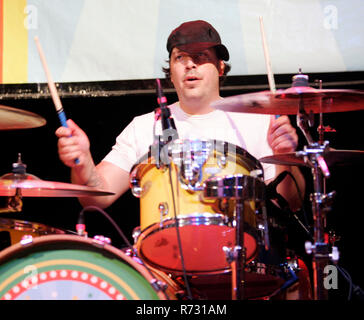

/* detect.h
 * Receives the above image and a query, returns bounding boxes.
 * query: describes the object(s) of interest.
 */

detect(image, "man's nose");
[185,56,197,69]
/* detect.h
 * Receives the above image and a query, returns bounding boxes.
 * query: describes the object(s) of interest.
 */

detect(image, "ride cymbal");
[212,87,364,115]
[0,105,46,130]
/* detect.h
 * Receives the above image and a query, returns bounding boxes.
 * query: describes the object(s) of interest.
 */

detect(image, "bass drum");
[130,139,266,275]
[0,235,179,300]
[0,218,65,250]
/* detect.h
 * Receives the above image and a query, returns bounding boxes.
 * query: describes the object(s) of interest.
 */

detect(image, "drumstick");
[259,16,279,119]
[259,16,276,94]
[34,36,79,164]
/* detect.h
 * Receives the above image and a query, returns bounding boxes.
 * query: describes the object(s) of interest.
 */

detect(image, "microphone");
[156,79,178,143]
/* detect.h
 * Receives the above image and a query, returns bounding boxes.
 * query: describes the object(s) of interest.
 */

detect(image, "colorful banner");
[1,0,28,83]
[0,0,363,84]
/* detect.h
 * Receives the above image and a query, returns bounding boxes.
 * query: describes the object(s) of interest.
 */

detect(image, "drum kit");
[0,72,364,301]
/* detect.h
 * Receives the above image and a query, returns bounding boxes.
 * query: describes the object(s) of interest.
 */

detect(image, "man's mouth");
[184,75,200,83]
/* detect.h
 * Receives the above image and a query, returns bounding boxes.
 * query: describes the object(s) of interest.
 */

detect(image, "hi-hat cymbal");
[260,149,364,167]
[212,87,364,115]
[0,105,46,130]
[0,173,114,197]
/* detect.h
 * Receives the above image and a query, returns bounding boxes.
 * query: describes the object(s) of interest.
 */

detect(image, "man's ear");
[218,60,225,76]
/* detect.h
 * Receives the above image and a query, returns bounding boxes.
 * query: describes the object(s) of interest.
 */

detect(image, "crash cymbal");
[0,105,47,130]
[212,87,364,115]
[0,173,114,197]
[260,149,364,167]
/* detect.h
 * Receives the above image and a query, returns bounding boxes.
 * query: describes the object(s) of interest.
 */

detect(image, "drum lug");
[132,226,141,244]
[92,235,112,248]
[20,235,34,246]
[150,278,168,293]
[158,202,169,227]
[217,155,227,168]
[158,202,169,216]
[250,169,264,179]
[130,177,142,198]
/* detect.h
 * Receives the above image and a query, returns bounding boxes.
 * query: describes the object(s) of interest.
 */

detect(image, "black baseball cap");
[167,20,229,61]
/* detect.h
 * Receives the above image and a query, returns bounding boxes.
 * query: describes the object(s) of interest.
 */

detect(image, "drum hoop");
[138,215,260,243]
[130,139,264,180]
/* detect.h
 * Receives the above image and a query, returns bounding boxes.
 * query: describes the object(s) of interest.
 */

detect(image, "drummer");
[55,20,305,211]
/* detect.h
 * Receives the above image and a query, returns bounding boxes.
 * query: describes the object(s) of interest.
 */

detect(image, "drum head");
[0,235,165,300]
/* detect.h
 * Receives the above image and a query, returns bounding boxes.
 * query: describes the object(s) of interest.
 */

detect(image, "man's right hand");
[55,119,91,168]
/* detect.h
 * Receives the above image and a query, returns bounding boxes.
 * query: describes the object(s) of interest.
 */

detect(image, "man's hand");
[267,115,298,154]
[55,119,91,167]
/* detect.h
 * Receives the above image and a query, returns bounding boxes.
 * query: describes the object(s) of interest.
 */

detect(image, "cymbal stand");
[315,79,336,147]
[224,199,246,300]
[0,153,24,213]
[296,96,339,300]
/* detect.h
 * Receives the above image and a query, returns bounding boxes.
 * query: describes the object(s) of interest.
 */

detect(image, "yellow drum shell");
[130,140,265,275]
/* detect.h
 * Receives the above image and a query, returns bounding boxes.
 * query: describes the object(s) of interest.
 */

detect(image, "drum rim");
[130,139,264,179]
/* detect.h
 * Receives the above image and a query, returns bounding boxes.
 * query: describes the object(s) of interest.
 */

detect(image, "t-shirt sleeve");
[102,119,138,173]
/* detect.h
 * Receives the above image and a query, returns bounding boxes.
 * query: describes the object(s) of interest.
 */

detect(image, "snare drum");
[0,218,65,250]
[0,235,178,300]
[130,139,266,275]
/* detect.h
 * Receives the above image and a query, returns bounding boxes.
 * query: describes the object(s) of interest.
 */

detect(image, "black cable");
[284,170,311,231]
[78,205,170,300]
[268,170,312,238]
[166,161,194,300]
[154,100,193,300]
[336,265,353,300]
[79,205,134,249]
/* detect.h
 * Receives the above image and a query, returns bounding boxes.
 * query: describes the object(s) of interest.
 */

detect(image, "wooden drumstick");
[259,16,281,121]
[259,16,276,94]
[34,36,79,164]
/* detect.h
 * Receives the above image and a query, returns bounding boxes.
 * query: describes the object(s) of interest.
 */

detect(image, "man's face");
[169,47,224,106]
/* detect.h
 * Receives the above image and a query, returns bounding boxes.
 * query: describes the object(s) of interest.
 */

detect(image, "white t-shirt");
[103,102,276,181]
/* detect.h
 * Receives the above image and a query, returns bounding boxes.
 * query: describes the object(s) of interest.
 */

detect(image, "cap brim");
[176,42,230,61]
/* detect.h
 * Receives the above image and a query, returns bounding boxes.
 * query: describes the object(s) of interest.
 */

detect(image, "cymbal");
[0,105,46,130]
[212,87,364,115]
[260,149,364,167]
[0,173,114,197]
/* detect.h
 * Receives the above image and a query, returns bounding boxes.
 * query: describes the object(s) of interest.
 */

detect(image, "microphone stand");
[229,199,246,300]
[154,79,196,300]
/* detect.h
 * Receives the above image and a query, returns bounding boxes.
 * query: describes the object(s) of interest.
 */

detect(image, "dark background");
[0,72,363,299]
